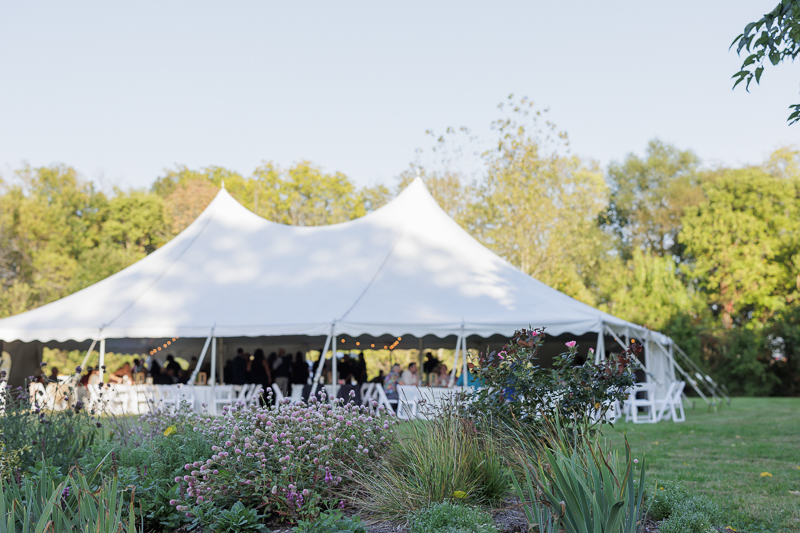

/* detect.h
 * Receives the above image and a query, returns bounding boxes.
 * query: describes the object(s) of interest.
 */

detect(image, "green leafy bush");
[351,403,507,517]
[470,328,639,430]
[292,509,366,533]
[656,492,720,533]
[647,481,688,521]
[209,501,270,532]
[406,502,497,533]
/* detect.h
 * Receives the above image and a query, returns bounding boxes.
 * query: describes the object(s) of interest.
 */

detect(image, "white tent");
[0,178,686,396]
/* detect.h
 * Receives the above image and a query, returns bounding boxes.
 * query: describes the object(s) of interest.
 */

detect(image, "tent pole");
[210,337,217,385]
[209,336,217,414]
[449,333,461,388]
[310,326,333,398]
[605,325,659,385]
[418,338,424,384]
[332,329,338,401]
[77,339,97,381]
[461,333,468,389]
[98,339,106,383]
[188,328,214,385]
[594,324,604,364]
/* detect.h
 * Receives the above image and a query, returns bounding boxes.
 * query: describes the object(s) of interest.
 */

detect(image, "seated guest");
[48,367,60,383]
[383,364,401,400]
[456,362,480,388]
[436,364,450,386]
[370,369,385,383]
[400,362,420,386]
[132,358,145,375]
[109,362,133,384]
[80,367,93,387]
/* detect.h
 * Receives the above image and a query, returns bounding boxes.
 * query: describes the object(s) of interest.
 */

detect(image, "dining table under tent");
[0,178,721,413]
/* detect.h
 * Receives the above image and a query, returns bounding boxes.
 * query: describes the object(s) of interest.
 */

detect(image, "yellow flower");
[594,402,600,410]
[652,441,659,445]
[164,425,177,437]
[759,472,772,478]
[453,491,468,499]
[658,487,664,490]
[725,527,737,532]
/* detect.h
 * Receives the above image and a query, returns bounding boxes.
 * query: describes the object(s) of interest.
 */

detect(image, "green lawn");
[604,397,800,533]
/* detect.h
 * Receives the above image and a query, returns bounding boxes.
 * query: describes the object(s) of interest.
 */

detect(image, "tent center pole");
[98,339,106,383]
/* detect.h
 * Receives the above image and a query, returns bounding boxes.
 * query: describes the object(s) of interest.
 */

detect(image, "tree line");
[1,99,799,396]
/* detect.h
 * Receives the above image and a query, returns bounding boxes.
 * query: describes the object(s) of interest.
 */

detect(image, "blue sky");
[0,1,797,191]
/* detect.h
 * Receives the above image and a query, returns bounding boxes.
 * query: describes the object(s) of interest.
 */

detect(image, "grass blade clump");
[352,400,507,518]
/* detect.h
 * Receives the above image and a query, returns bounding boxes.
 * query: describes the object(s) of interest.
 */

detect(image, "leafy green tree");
[680,167,800,329]
[602,140,704,260]
[595,249,704,332]
[731,0,800,124]
[468,97,609,304]
[252,161,365,226]
[104,190,166,253]
[0,165,107,309]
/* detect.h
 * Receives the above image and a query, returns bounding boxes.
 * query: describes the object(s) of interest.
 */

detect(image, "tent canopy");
[0,178,669,347]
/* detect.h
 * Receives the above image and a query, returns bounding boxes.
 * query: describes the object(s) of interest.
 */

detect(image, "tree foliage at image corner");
[731,0,800,124]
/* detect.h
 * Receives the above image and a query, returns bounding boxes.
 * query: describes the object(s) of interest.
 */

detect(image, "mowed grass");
[604,397,800,533]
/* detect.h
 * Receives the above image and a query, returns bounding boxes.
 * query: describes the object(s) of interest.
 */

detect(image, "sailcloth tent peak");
[0,177,667,346]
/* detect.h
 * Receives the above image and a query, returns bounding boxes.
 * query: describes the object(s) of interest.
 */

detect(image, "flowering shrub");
[470,328,640,428]
[173,392,397,523]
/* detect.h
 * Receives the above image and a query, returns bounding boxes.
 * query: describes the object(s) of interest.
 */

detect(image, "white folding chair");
[213,385,235,415]
[655,381,686,422]
[157,385,180,410]
[271,383,285,403]
[104,385,128,415]
[359,383,376,406]
[243,385,263,407]
[397,385,420,419]
[134,385,156,414]
[374,384,398,412]
[233,384,250,404]
[625,382,657,423]
[29,383,52,410]
[289,384,305,403]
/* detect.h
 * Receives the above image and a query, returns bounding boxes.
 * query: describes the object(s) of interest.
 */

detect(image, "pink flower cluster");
[171,392,397,520]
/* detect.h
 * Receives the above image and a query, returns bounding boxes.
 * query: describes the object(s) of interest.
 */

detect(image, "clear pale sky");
[1,1,798,191]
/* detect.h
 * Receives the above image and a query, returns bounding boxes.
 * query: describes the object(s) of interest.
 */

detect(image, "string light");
[370,344,375,348]
[355,342,360,346]
[340,339,345,343]
[157,347,161,351]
